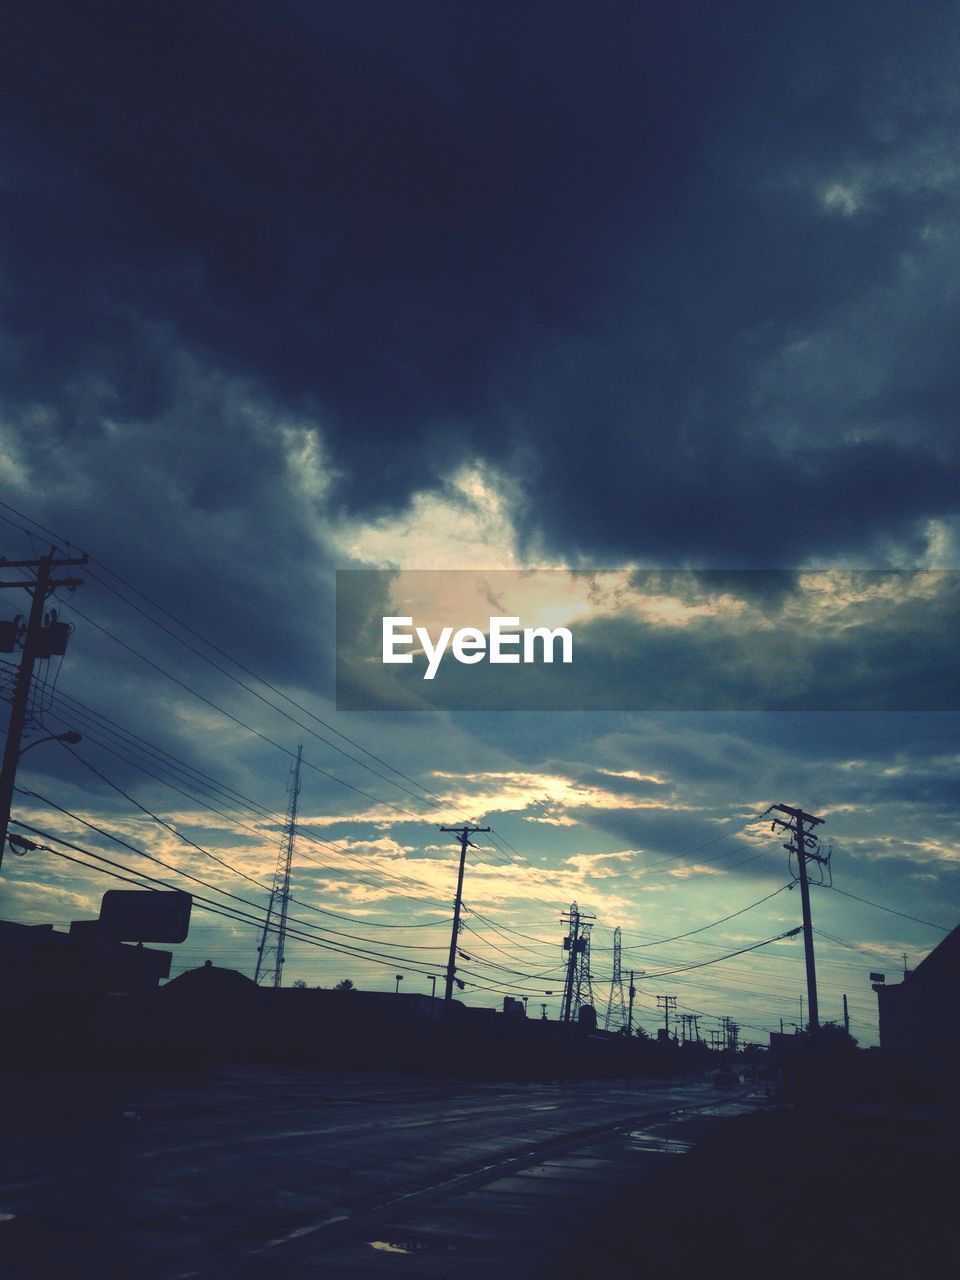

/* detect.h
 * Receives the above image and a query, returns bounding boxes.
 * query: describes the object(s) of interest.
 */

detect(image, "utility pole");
[843,993,849,1035]
[678,1012,699,1044]
[627,970,636,1036]
[255,745,303,987]
[657,994,677,1037]
[560,903,594,1024]
[718,1015,739,1053]
[0,551,86,870]
[771,804,826,1032]
[561,903,580,1025]
[440,824,489,1006]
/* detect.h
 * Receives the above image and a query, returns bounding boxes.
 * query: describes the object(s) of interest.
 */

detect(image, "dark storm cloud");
[3,2,959,567]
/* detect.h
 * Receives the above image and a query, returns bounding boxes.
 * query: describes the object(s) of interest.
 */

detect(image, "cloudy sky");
[2,1,959,1044]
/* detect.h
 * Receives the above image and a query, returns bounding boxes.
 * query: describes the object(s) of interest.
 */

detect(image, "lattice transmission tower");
[603,925,628,1031]
[254,744,303,988]
[573,923,595,1017]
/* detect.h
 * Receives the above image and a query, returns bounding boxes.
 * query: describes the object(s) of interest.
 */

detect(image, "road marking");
[262,1214,351,1249]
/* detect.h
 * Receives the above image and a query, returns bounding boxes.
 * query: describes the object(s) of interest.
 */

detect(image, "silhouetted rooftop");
[162,961,257,999]
[907,923,960,986]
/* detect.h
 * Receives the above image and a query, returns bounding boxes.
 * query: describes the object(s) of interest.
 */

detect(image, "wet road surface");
[0,1068,767,1278]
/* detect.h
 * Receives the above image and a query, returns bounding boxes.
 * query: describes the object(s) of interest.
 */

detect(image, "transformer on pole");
[254,744,303,988]
[560,903,595,1024]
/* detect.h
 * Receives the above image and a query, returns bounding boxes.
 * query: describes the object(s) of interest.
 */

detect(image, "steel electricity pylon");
[574,922,595,1018]
[603,926,628,1031]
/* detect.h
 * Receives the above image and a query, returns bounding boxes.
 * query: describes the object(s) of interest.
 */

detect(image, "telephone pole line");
[771,803,826,1031]
[440,824,489,1006]
[721,1016,740,1053]
[0,551,86,869]
[657,994,677,1037]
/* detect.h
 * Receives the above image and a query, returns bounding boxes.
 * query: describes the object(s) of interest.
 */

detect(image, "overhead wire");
[593,882,796,951]
[3,506,778,907]
[9,819,447,977]
[11,795,448,957]
[0,505,919,1031]
[17,725,455,923]
[4,662,461,912]
[819,884,951,933]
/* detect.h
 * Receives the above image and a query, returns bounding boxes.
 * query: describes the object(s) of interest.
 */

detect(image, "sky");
[2,1,959,1046]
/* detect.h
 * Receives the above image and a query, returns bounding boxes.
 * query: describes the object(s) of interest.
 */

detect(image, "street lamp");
[395,974,403,994]
[19,730,82,756]
[0,729,82,868]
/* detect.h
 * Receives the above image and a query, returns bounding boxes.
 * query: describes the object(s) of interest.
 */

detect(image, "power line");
[820,884,951,932]
[462,906,559,954]
[8,819,447,977]
[3,665,461,912]
[11,794,447,956]
[58,599,443,822]
[2,504,787,908]
[596,883,795,951]
[0,502,437,800]
[626,928,802,979]
[21,755,452,935]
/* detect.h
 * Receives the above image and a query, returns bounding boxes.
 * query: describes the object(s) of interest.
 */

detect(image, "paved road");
[0,1069,766,1278]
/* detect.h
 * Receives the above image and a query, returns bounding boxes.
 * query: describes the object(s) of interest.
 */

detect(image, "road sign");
[99,890,192,943]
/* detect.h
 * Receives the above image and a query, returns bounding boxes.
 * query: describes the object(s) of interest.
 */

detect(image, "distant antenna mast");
[255,745,303,988]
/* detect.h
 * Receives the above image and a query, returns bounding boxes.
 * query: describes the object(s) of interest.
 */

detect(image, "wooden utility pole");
[440,824,489,1006]
[657,994,677,1036]
[560,902,594,1024]
[0,551,86,869]
[560,903,581,1025]
[772,804,826,1032]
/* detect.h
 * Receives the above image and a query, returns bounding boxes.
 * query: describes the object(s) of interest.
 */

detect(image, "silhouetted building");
[873,923,960,1052]
[0,918,171,1002]
[163,959,257,1003]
